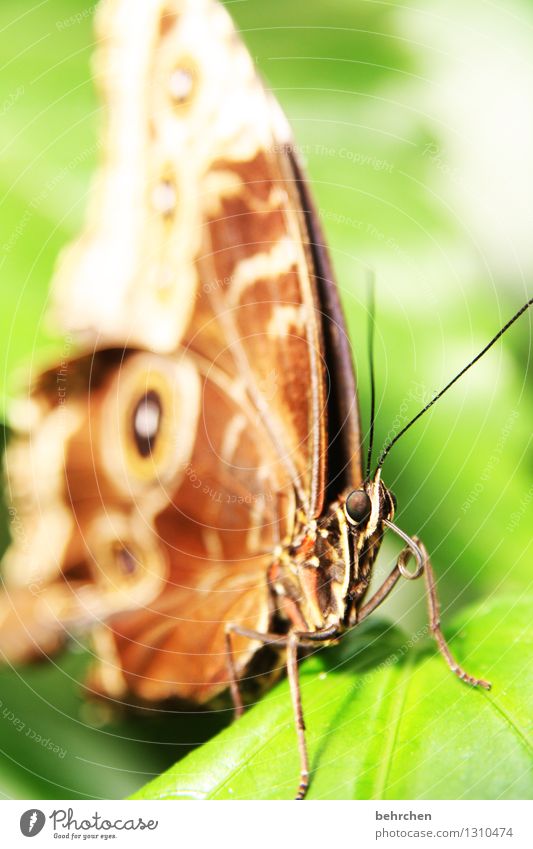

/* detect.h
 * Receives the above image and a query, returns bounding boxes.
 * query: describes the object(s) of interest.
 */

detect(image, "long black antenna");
[365,272,377,479]
[375,296,533,472]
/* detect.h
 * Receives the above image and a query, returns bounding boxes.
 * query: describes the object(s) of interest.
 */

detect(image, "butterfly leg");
[224,624,311,799]
[224,626,245,719]
[357,563,402,622]
[224,624,289,720]
[357,536,491,690]
[286,632,309,800]
[418,539,491,690]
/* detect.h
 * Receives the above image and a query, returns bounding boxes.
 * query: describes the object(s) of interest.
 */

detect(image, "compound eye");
[344,489,372,526]
[132,390,162,458]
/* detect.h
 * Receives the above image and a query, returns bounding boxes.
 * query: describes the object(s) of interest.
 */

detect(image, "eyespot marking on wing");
[168,62,195,106]
[151,176,178,218]
[133,390,162,459]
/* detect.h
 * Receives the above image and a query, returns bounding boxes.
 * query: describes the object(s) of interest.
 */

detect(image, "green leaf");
[132,595,533,800]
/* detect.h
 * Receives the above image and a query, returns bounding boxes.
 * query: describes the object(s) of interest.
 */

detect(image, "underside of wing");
[1,351,295,702]
[49,0,363,517]
[97,359,296,703]
[1,0,362,703]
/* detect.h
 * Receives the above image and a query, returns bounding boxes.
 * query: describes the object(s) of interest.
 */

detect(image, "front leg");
[358,530,491,690]
[224,624,287,720]
[286,632,309,800]
[224,622,328,799]
[419,538,491,690]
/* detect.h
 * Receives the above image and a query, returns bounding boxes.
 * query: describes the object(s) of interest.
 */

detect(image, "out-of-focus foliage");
[0,0,531,799]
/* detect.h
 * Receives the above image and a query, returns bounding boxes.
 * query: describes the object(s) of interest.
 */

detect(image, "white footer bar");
[2,799,531,848]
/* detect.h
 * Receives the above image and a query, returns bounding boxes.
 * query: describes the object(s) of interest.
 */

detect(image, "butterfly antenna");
[365,271,377,479]
[375,296,533,472]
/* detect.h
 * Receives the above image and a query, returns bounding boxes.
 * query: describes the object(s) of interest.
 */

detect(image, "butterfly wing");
[52,0,363,513]
[1,0,362,702]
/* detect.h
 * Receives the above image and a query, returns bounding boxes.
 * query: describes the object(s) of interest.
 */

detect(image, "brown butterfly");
[2,0,529,800]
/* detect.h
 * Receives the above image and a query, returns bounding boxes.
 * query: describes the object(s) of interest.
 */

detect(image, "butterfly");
[3,0,529,801]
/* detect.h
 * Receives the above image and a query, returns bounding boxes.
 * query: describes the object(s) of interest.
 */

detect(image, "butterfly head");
[283,471,397,636]
[343,469,396,543]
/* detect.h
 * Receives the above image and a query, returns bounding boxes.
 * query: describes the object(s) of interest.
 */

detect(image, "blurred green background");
[0,0,531,799]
